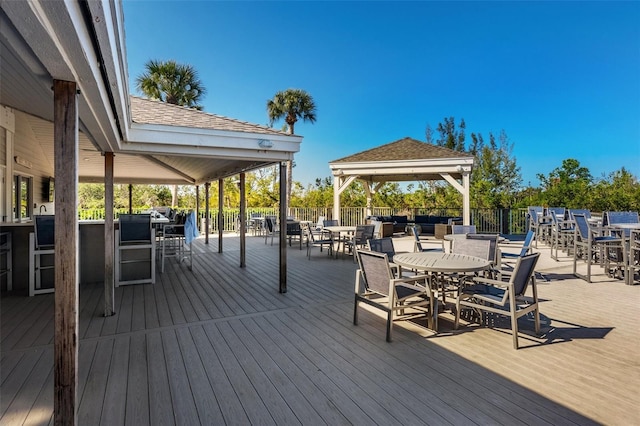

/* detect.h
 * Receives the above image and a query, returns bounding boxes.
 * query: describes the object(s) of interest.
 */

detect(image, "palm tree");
[267,89,317,210]
[136,59,206,110]
[136,59,207,205]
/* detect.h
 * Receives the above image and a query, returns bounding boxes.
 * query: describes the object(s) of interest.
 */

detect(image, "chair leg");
[353,297,359,325]
[386,310,393,342]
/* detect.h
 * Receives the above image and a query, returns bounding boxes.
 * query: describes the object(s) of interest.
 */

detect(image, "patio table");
[323,225,356,257]
[392,252,492,329]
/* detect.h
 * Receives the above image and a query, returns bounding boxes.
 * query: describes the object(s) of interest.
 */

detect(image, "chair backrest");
[372,221,382,238]
[34,215,55,249]
[546,207,566,219]
[568,209,591,220]
[466,234,499,263]
[528,206,543,225]
[367,237,396,259]
[519,230,535,256]
[572,214,590,241]
[452,237,492,260]
[549,210,562,226]
[604,211,639,226]
[315,216,325,229]
[265,216,277,233]
[410,225,420,241]
[511,252,540,296]
[323,219,339,227]
[286,221,301,235]
[119,214,152,244]
[452,225,476,234]
[356,249,394,296]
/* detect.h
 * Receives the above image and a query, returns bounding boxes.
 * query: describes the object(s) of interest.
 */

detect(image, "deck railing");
[79,207,530,235]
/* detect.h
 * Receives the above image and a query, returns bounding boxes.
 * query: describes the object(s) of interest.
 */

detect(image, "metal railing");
[79,207,530,235]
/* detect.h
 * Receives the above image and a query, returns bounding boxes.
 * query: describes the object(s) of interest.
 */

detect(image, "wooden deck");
[2,234,639,425]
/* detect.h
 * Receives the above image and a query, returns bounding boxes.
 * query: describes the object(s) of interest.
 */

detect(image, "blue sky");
[123,1,640,188]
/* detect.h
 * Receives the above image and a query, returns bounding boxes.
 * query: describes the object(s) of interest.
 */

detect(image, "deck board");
[1,234,639,425]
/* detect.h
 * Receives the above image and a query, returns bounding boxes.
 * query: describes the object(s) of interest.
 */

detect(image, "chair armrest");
[471,276,510,288]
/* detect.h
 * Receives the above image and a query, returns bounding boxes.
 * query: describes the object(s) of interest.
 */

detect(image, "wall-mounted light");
[258,139,273,148]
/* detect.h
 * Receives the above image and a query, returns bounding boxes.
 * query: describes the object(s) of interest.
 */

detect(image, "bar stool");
[29,215,55,296]
[0,232,12,291]
[116,214,155,286]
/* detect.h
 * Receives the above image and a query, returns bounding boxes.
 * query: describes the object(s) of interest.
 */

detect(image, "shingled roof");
[130,96,288,136]
[331,137,473,163]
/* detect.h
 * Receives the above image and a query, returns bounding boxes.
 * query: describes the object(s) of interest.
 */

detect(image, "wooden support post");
[53,79,79,425]
[204,182,210,244]
[104,152,115,316]
[279,162,287,293]
[218,179,223,253]
[195,185,200,233]
[128,184,133,214]
[239,173,246,267]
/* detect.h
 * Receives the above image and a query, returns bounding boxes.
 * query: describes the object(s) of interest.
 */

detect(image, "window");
[13,174,32,221]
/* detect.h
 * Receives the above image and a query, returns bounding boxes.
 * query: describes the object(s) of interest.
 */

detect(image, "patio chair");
[445,236,496,301]
[451,225,476,235]
[454,252,541,350]
[285,221,304,249]
[628,229,640,285]
[550,210,574,260]
[410,225,443,253]
[116,214,155,286]
[501,230,535,267]
[344,224,375,261]
[29,215,56,296]
[367,237,403,277]
[161,211,196,273]
[528,206,551,247]
[264,216,279,246]
[568,209,591,221]
[305,226,334,259]
[572,214,624,283]
[354,249,436,341]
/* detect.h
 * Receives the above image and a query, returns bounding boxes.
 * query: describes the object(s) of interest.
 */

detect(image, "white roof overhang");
[329,157,474,182]
[1,1,302,185]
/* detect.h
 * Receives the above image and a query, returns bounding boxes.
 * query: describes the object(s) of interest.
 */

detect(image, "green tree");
[589,168,640,211]
[536,159,592,208]
[470,131,521,208]
[266,88,317,210]
[135,59,206,109]
[431,117,466,151]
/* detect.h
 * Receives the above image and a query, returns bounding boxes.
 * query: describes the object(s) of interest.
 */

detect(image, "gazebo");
[329,137,475,225]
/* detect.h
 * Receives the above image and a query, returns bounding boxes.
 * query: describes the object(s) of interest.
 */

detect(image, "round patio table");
[393,252,491,274]
[393,252,491,331]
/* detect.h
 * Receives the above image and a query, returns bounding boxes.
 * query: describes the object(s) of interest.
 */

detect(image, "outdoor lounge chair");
[455,252,541,349]
[354,249,436,341]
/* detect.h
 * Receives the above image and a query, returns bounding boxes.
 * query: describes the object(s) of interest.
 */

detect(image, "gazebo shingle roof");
[130,96,288,136]
[331,137,474,163]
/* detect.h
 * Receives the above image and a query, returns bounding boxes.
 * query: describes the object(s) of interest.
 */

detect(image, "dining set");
[351,224,542,349]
